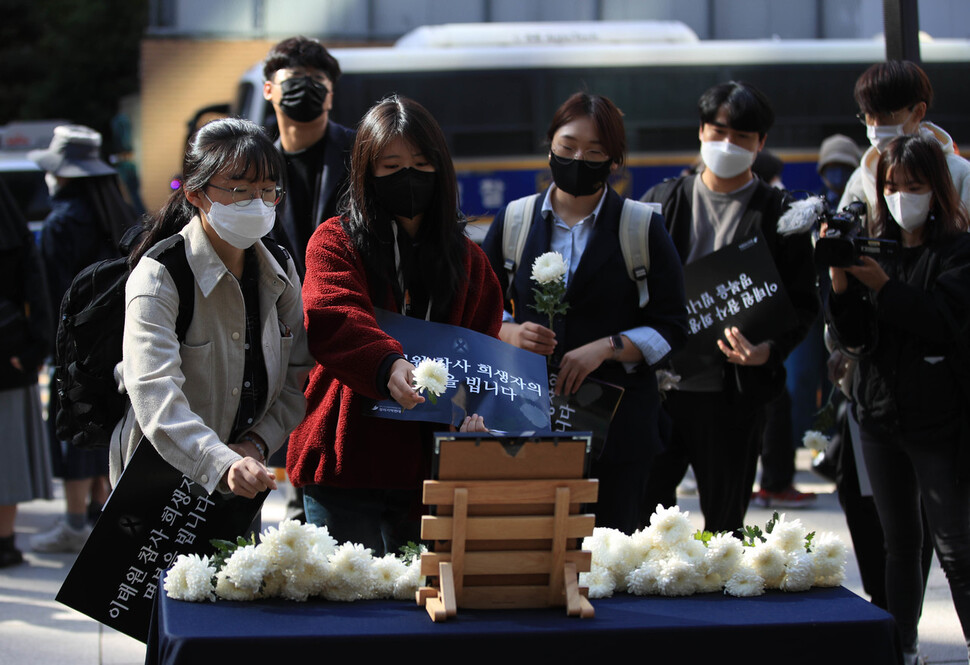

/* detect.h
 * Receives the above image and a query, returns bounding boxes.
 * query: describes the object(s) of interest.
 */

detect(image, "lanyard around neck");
[390,220,432,320]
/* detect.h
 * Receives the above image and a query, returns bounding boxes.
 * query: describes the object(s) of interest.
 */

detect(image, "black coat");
[271,120,356,278]
[641,174,819,406]
[829,233,970,436]
[0,184,52,388]
[482,186,689,462]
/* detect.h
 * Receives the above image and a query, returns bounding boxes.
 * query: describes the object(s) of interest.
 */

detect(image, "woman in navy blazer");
[482,92,688,534]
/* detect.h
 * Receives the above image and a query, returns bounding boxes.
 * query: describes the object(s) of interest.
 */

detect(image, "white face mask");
[700,140,756,179]
[867,122,907,152]
[203,195,276,249]
[45,172,60,197]
[884,190,932,233]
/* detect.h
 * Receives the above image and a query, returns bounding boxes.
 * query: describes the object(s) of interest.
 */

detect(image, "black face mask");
[548,155,612,197]
[373,167,436,220]
[278,76,329,123]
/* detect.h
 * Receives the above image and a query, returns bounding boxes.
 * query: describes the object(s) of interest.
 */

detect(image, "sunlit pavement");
[1,449,965,664]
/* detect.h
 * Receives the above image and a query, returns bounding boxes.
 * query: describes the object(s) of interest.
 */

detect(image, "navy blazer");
[272,120,356,277]
[482,186,688,392]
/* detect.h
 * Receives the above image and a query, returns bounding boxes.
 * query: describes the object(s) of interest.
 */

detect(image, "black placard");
[670,232,797,377]
[56,440,264,642]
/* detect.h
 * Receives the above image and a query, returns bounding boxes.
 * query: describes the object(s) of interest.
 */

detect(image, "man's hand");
[717,327,771,366]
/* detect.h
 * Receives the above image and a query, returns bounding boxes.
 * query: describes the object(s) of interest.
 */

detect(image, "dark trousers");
[642,390,764,535]
[860,423,970,653]
[760,388,795,491]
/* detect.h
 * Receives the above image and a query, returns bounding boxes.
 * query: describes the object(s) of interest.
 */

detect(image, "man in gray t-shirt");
[640,81,817,535]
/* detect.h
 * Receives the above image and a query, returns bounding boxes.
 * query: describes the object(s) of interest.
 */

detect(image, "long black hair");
[129,117,285,266]
[873,134,969,243]
[341,95,466,318]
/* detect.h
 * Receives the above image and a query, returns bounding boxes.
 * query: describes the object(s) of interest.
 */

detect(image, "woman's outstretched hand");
[388,358,425,409]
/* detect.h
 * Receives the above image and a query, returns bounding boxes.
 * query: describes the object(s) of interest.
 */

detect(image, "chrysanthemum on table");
[580,506,847,599]
[164,520,425,603]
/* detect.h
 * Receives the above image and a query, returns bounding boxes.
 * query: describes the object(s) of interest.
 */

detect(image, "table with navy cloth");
[146,585,900,664]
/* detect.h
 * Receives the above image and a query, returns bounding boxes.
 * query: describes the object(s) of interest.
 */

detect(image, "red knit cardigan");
[287,217,503,489]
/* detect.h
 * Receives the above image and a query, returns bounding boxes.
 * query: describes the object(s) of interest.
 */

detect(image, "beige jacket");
[110,216,312,494]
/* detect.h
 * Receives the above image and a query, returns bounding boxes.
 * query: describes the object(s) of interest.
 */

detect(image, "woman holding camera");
[827,134,970,664]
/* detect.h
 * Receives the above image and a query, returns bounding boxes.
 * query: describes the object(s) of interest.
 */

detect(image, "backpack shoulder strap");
[501,194,541,289]
[260,236,292,275]
[145,236,194,341]
[619,199,661,308]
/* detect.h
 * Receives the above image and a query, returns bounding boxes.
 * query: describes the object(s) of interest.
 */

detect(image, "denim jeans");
[302,484,422,557]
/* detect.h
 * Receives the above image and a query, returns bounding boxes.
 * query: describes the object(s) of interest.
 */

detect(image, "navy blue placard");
[367,308,551,433]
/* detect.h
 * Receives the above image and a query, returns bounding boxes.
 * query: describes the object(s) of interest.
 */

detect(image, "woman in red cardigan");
[287,96,503,555]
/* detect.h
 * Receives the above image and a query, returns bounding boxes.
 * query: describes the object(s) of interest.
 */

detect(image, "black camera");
[814,200,898,268]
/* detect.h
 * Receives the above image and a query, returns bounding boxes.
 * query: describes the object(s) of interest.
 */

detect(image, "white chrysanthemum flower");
[695,571,724,594]
[645,504,694,549]
[811,532,847,586]
[259,568,286,598]
[705,533,743,579]
[220,544,269,592]
[215,569,258,601]
[584,527,638,591]
[324,543,377,602]
[259,519,310,568]
[279,557,329,602]
[531,251,568,284]
[657,557,698,597]
[746,542,786,589]
[780,552,815,592]
[284,549,330,600]
[802,430,830,452]
[372,553,408,598]
[626,559,663,596]
[412,358,448,397]
[580,563,616,599]
[304,523,338,559]
[164,554,216,602]
[393,556,425,601]
[766,515,809,555]
[724,565,765,597]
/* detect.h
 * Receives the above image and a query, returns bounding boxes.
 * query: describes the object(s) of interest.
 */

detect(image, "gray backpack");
[499,194,661,308]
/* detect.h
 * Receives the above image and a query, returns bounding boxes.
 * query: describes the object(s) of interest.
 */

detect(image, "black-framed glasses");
[855,105,916,125]
[550,143,610,168]
[207,183,284,208]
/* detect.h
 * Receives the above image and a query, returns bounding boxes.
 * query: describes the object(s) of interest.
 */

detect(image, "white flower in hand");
[802,430,830,452]
[531,251,568,284]
[412,358,448,404]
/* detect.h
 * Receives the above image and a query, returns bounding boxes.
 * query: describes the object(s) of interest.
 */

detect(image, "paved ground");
[0,450,965,664]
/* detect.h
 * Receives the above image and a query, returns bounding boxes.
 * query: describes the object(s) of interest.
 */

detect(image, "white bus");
[235,22,970,217]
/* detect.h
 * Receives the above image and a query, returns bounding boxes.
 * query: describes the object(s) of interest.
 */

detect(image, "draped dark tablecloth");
[147,585,900,665]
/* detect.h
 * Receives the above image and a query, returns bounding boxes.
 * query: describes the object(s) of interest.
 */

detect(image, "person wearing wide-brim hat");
[28,125,118,178]
[28,124,136,555]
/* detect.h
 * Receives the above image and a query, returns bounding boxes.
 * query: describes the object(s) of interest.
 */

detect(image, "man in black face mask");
[263,36,356,278]
[262,37,356,523]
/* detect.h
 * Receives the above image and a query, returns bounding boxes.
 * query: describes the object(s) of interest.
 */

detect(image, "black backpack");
[54,234,195,449]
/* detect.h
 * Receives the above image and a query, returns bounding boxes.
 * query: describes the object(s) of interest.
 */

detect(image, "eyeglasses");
[550,143,610,168]
[855,105,915,125]
[207,183,284,208]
